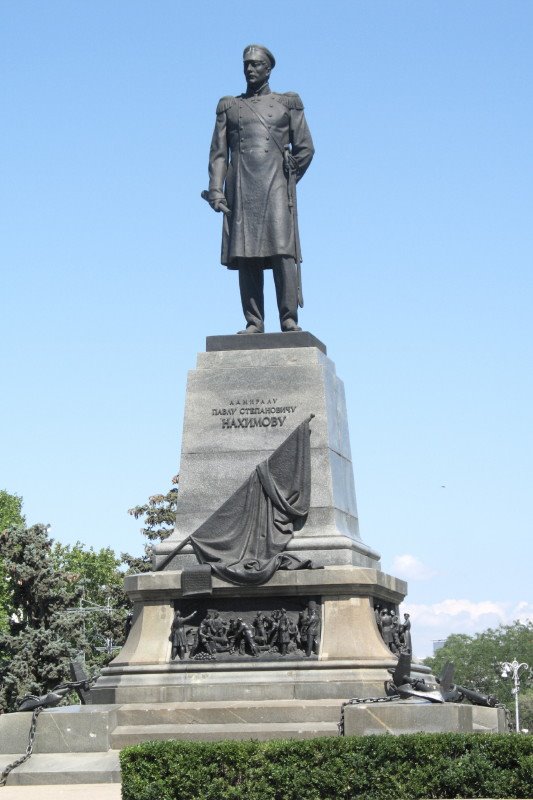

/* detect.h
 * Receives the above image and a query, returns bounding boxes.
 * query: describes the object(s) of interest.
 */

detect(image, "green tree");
[519,688,533,733]
[424,621,533,731]
[0,525,130,712]
[51,542,130,670]
[0,523,87,711]
[122,474,179,572]
[0,490,24,529]
[0,476,179,711]
[0,490,25,631]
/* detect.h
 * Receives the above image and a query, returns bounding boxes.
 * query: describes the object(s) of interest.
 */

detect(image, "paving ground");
[0,787,121,799]
[0,791,525,800]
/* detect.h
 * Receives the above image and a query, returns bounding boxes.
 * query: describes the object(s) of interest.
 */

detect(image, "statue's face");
[244,59,271,89]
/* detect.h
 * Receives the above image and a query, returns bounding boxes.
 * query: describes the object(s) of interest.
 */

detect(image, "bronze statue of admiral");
[205,45,314,333]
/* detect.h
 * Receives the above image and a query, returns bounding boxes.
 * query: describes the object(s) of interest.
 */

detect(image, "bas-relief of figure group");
[374,605,412,656]
[170,601,320,661]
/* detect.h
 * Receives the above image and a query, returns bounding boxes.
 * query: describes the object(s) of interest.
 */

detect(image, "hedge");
[120,733,533,800]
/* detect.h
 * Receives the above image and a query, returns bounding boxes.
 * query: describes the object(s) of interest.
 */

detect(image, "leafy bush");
[120,733,533,800]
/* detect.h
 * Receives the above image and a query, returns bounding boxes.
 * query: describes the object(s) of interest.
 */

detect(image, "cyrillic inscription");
[213,397,298,430]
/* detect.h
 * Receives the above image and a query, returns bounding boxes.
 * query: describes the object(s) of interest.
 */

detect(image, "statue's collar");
[244,82,271,98]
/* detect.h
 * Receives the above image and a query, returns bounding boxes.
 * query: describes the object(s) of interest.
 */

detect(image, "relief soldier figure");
[206,611,231,653]
[380,608,400,655]
[399,612,412,654]
[197,613,216,655]
[206,45,314,334]
[170,608,197,660]
[234,618,259,656]
[287,616,300,652]
[275,608,291,655]
[226,617,240,651]
[299,600,320,657]
[252,611,269,648]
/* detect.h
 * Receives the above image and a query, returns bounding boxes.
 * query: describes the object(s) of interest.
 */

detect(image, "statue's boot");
[237,325,264,334]
[238,265,265,333]
[273,256,301,332]
[281,320,302,332]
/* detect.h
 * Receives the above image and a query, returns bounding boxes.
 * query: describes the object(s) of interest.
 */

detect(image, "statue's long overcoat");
[208,84,314,269]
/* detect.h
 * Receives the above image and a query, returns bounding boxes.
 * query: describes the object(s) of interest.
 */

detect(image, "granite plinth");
[0,752,121,786]
[343,701,508,736]
[91,665,417,706]
[153,341,379,570]
[0,706,118,754]
[0,707,121,786]
[206,331,327,354]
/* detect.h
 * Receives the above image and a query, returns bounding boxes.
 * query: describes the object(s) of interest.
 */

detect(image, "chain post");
[0,706,43,787]
[338,695,400,736]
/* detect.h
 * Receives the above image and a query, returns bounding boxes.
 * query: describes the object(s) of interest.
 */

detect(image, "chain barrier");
[0,706,43,787]
[338,695,400,736]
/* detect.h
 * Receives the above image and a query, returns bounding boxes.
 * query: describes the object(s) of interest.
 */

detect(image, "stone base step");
[111,720,338,747]
[0,752,121,786]
[116,698,345,727]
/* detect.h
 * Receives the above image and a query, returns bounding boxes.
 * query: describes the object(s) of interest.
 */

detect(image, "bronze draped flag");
[159,416,313,585]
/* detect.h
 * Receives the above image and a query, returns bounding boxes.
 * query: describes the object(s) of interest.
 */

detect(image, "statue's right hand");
[209,197,226,213]
[201,189,231,215]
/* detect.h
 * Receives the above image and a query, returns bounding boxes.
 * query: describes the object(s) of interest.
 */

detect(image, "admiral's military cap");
[243,44,275,69]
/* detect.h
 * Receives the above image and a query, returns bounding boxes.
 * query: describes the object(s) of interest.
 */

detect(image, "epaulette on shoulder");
[216,96,236,114]
[274,92,304,110]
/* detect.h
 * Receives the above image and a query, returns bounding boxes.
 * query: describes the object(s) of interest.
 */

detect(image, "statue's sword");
[284,145,304,308]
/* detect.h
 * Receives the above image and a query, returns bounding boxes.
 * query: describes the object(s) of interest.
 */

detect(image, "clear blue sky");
[1,1,532,657]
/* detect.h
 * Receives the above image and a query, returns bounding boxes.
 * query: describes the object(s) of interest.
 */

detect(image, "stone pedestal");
[95,334,421,705]
[153,333,379,570]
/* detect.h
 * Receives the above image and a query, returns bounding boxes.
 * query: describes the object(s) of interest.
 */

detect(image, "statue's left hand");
[283,151,299,178]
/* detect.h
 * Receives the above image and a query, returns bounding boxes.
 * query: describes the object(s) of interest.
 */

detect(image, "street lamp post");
[500,659,529,732]
[66,585,122,659]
